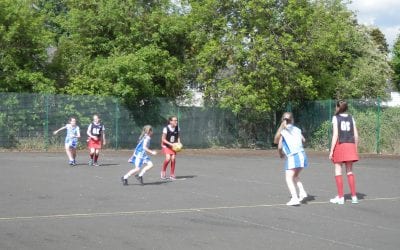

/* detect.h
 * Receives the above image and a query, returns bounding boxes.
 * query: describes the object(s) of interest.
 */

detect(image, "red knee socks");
[162,160,169,173]
[335,175,344,198]
[171,160,176,176]
[347,173,356,196]
[94,154,99,163]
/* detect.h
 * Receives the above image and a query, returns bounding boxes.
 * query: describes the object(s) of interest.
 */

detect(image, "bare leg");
[139,162,154,177]
[65,144,73,162]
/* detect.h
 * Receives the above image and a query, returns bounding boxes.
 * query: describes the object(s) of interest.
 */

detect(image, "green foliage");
[188,0,391,117]
[0,0,394,140]
[392,35,400,91]
[369,28,389,54]
[309,120,331,151]
[50,0,188,106]
[0,0,55,93]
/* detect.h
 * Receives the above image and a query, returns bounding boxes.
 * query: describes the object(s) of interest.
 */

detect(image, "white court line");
[0,196,399,222]
[203,209,372,249]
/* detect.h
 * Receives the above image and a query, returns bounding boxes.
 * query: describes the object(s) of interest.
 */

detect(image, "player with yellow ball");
[161,116,181,180]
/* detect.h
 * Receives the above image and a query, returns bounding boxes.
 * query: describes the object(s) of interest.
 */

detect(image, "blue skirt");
[130,155,150,168]
[285,151,308,170]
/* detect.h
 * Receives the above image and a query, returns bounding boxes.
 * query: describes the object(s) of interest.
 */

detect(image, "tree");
[187,0,392,114]
[369,27,389,54]
[50,0,189,106]
[0,0,55,93]
[392,35,400,91]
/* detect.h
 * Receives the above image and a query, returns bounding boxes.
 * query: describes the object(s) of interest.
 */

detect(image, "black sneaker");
[135,175,144,185]
[121,177,128,186]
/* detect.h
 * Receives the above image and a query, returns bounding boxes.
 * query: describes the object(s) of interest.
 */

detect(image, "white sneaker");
[330,196,345,204]
[299,191,308,201]
[286,197,300,206]
[351,196,359,204]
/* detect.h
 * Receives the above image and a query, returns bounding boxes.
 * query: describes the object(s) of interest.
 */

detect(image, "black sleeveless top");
[336,115,355,144]
[89,122,104,137]
[164,126,179,148]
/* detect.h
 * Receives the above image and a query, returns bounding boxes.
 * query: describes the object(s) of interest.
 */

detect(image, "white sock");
[139,163,153,177]
[124,169,136,179]
[297,181,306,194]
[138,169,146,177]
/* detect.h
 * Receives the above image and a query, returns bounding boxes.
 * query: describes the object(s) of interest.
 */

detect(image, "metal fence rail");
[1,93,399,154]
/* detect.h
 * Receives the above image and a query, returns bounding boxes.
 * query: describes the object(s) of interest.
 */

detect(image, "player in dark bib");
[87,114,106,166]
[329,100,359,205]
[160,116,181,180]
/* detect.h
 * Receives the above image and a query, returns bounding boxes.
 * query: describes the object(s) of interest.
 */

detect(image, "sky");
[347,0,400,49]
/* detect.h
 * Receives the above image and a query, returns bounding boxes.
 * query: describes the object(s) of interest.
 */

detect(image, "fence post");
[286,102,292,112]
[44,94,49,151]
[375,97,381,154]
[115,98,120,150]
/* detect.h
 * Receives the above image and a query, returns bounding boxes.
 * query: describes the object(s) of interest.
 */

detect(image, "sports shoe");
[135,175,144,185]
[330,196,345,204]
[286,197,300,206]
[88,159,93,166]
[68,160,74,166]
[299,191,308,202]
[160,172,167,180]
[93,162,99,167]
[72,160,77,166]
[351,196,359,204]
[121,177,128,186]
[169,175,176,180]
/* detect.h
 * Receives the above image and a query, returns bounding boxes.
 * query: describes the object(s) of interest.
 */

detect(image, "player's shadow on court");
[141,181,171,186]
[136,175,197,186]
[71,163,120,167]
[98,163,120,167]
[344,192,367,200]
[175,175,197,179]
[301,194,316,204]
[301,193,367,204]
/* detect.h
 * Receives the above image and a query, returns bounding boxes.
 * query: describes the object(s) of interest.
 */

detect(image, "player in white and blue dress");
[281,125,308,171]
[121,125,157,185]
[274,112,308,206]
[53,117,81,166]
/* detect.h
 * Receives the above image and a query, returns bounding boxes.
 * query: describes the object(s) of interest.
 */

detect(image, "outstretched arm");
[53,125,67,135]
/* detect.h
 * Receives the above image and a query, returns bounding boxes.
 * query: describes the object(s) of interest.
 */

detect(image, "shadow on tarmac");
[301,192,367,204]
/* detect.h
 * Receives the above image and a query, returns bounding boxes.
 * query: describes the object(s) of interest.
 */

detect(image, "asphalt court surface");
[0,150,399,250]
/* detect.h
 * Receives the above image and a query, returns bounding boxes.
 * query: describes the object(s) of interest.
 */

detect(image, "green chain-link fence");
[1,93,399,154]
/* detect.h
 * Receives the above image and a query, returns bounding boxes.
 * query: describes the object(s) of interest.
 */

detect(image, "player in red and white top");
[87,114,106,166]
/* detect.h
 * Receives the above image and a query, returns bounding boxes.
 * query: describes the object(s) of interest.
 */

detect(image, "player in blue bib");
[53,117,81,166]
[274,112,308,206]
[121,125,157,185]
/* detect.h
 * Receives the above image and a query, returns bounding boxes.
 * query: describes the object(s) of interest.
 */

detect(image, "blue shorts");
[65,138,78,149]
[285,151,308,170]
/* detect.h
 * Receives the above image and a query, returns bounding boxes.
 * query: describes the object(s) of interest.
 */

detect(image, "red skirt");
[88,138,102,149]
[162,146,176,155]
[332,142,359,163]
